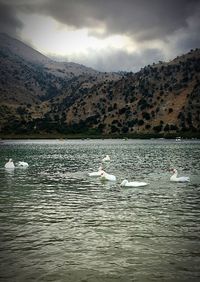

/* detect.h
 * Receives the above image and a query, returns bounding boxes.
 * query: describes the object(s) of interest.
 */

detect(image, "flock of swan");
[4,154,190,185]
[88,155,190,185]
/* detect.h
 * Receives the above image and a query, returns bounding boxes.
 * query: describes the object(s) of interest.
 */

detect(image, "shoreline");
[0,132,200,140]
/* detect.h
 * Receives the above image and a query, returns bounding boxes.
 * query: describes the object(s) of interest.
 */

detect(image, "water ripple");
[0,139,200,281]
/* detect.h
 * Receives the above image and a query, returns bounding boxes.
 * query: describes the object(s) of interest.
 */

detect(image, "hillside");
[63,48,200,137]
[0,33,199,138]
[0,33,113,79]
[0,33,121,134]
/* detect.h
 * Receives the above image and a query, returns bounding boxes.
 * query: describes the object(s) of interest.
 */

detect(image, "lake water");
[0,139,200,282]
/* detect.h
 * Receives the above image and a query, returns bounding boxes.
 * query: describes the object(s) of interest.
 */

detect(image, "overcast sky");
[0,0,200,72]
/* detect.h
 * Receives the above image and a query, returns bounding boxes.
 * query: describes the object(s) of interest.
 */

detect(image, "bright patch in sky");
[19,13,136,56]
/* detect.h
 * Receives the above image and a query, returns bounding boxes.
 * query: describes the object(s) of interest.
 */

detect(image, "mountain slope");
[0,33,199,137]
[0,33,50,64]
[0,33,120,111]
[0,33,119,79]
[63,48,200,136]
[0,33,121,135]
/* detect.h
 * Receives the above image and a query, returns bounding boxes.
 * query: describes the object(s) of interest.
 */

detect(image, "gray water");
[0,139,200,282]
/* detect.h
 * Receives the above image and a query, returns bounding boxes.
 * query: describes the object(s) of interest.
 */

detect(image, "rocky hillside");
[0,33,121,135]
[0,33,199,137]
[63,48,200,136]
[0,33,118,79]
[0,33,120,104]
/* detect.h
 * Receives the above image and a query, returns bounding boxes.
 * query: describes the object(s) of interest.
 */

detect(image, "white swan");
[17,161,29,167]
[102,155,110,162]
[88,164,103,177]
[5,159,15,169]
[170,169,190,182]
[120,179,148,187]
[100,170,116,181]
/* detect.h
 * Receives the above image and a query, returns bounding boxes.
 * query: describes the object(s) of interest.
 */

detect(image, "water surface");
[0,139,200,281]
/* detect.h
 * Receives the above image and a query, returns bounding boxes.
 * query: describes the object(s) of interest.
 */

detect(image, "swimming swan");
[120,179,148,187]
[5,159,15,169]
[100,170,116,181]
[170,169,190,182]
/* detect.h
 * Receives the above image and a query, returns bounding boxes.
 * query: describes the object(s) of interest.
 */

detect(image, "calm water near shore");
[0,139,200,282]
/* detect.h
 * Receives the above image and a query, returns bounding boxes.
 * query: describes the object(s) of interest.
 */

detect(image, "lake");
[0,139,200,282]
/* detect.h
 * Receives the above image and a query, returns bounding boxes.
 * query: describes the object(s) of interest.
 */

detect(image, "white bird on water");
[100,170,116,181]
[17,161,29,167]
[170,169,190,182]
[5,159,15,169]
[120,179,148,187]
[102,155,110,162]
[88,164,103,177]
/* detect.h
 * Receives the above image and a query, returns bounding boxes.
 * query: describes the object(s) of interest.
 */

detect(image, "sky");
[0,0,200,72]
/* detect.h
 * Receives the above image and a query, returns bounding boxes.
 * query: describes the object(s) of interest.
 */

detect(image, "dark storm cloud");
[174,4,200,50]
[1,0,200,43]
[21,0,200,41]
[0,2,23,36]
[0,0,199,71]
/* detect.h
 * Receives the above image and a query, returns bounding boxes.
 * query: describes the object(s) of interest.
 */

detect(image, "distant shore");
[0,132,200,140]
